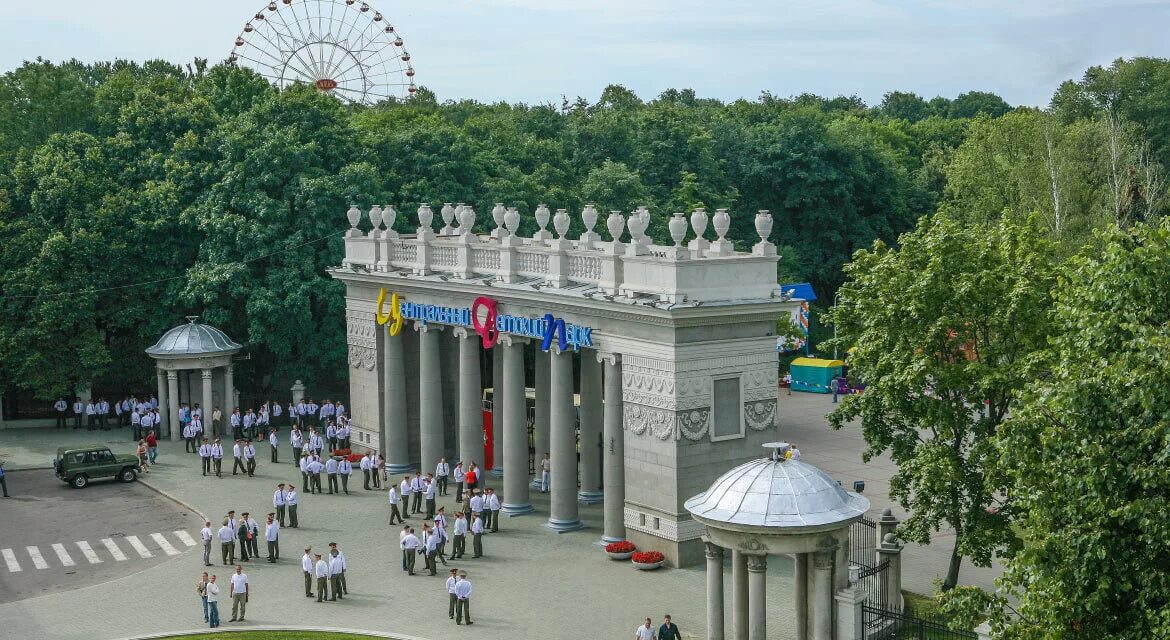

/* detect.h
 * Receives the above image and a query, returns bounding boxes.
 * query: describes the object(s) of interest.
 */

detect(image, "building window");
[711,376,744,441]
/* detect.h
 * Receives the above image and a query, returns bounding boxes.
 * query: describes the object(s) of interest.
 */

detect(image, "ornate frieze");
[677,407,711,441]
[744,399,777,431]
[624,403,675,441]
[346,309,378,371]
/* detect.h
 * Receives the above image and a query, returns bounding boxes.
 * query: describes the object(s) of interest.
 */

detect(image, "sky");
[2,0,1169,107]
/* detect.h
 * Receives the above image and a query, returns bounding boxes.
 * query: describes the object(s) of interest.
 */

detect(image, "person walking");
[200,521,213,566]
[286,484,299,528]
[136,439,150,473]
[232,440,245,476]
[146,429,159,465]
[264,513,279,563]
[290,427,304,467]
[218,520,235,565]
[453,461,465,503]
[446,568,459,619]
[197,572,210,624]
[486,487,502,533]
[657,614,683,640]
[471,512,485,558]
[436,457,450,496]
[211,438,224,477]
[273,484,287,527]
[635,618,656,640]
[301,548,314,598]
[388,484,404,525]
[454,571,473,625]
[269,429,279,463]
[452,512,467,558]
[422,524,438,576]
[830,376,840,403]
[244,440,257,477]
[401,527,420,576]
[338,456,353,494]
[206,575,221,628]
[314,554,329,602]
[227,565,249,622]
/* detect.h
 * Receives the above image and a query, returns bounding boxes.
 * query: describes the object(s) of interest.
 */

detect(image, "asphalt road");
[0,469,205,604]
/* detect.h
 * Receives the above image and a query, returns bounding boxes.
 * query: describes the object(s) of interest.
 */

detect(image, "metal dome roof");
[146,317,242,357]
[685,443,869,529]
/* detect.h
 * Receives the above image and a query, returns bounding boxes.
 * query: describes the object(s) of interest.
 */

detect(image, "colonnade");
[155,363,234,441]
[705,542,836,640]
[380,322,627,540]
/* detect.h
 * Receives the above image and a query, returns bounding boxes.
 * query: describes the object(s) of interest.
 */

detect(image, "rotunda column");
[732,549,748,640]
[813,549,835,640]
[167,371,180,441]
[156,368,168,437]
[223,365,235,416]
[201,368,214,430]
[795,552,810,640]
[705,542,726,640]
[747,554,768,640]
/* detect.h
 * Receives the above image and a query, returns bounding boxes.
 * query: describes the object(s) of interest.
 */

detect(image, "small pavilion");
[145,316,242,440]
[686,443,870,640]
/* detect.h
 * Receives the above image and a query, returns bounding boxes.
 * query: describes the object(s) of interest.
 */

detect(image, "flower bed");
[605,540,636,560]
[632,550,665,570]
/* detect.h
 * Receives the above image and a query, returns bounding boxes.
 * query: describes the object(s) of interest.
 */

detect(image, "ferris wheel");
[230,0,416,105]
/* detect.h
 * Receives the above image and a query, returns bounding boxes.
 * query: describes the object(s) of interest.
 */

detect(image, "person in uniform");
[422,524,438,576]
[424,473,437,519]
[269,429,279,463]
[452,461,465,502]
[388,483,403,525]
[325,456,339,494]
[328,549,345,600]
[301,547,314,598]
[232,440,246,476]
[452,511,467,558]
[211,406,223,438]
[471,512,485,558]
[236,514,251,562]
[329,543,348,594]
[273,484,287,527]
[286,485,299,528]
[314,554,329,602]
[337,422,350,450]
[54,397,68,429]
[211,439,224,477]
[131,409,142,440]
[454,571,473,625]
[290,427,304,467]
[230,409,242,440]
[244,440,257,477]
[399,476,413,516]
[200,520,213,566]
[401,527,420,575]
[540,453,551,492]
[72,398,84,429]
[85,399,96,431]
[98,397,110,430]
[360,453,372,490]
[308,428,324,456]
[183,420,197,454]
[264,513,279,562]
[371,453,383,488]
[299,453,310,492]
[338,456,353,494]
[199,438,212,476]
[326,421,338,452]
[308,455,324,494]
[446,568,459,619]
[242,409,254,441]
[217,520,236,565]
[486,487,502,533]
[410,472,425,514]
[246,513,261,559]
[468,490,484,519]
[436,457,450,496]
[433,511,449,566]
[271,400,282,427]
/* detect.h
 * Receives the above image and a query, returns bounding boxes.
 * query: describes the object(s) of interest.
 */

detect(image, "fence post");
[877,508,898,546]
[834,586,866,640]
[876,533,904,612]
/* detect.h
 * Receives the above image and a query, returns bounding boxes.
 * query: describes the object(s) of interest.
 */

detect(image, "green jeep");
[54,444,141,488]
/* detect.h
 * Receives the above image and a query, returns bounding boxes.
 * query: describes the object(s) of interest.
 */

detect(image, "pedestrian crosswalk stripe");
[124,535,153,558]
[151,533,180,556]
[101,538,128,561]
[1,548,20,572]
[76,541,102,564]
[50,543,75,567]
[174,530,197,547]
[26,546,49,570]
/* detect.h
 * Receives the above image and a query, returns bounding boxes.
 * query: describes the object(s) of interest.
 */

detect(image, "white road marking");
[26,546,49,570]
[124,535,153,558]
[2,548,21,572]
[51,543,75,567]
[174,530,197,547]
[76,541,102,564]
[150,533,180,556]
[101,538,128,561]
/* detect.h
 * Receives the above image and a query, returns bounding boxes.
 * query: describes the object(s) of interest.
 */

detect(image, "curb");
[139,477,208,522]
[117,625,432,640]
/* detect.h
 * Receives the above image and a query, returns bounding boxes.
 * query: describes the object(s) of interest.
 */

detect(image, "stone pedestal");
[834,586,866,640]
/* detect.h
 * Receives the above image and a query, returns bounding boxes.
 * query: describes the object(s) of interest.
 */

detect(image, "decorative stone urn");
[346,204,361,229]
[606,211,625,243]
[440,202,456,235]
[533,204,552,242]
[668,212,688,246]
[368,204,383,237]
[382,205,399,238]
[492,203,507,238]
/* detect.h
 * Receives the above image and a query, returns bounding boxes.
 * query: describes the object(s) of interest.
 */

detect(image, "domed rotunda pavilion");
[686,442,870,640]
[146,316,242,440]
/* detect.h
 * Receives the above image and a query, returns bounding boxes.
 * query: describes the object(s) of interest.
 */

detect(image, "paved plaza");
[0,391,1000,640]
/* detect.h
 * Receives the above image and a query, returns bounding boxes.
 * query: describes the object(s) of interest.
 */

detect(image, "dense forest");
[0,56,1166,401]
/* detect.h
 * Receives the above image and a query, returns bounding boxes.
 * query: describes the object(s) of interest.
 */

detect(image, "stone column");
[201,368,214,428]
[877,533,904,612]
[417,322,445,474]
[732,550,748,640]
[705,542,726,640]
[795,552,810,640]
[813,550,835,640]
[454,329,483,468]
[577,352,603,504]
[167,371,180,441]
[384,329,411,472]
[600,353,625,542]
[489,343,503,476]
[500,336,533,515]
[747,554,768,640]
[531,348,550,487]
[156,368,168,437]
[546,345,583,532]
[224,365,235,415]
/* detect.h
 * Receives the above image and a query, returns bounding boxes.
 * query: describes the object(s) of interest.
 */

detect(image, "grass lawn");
[173,633,384,640]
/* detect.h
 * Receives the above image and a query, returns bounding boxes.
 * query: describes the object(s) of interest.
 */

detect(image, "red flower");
[632,551,664,564]
[605,541,636,553]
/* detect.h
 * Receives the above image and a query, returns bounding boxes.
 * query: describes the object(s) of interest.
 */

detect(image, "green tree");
[948,91,1012,119]
[827,211,1057,590]
[879,91,931,123]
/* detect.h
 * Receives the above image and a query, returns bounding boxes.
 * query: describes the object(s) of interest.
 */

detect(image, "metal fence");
[858,560,890,611]
[851,516,878,567]
[863,604,976,640]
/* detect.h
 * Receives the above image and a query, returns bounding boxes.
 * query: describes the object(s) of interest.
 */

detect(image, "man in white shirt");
[264,514,279,563]
[72,398,83,430]
[452,512,468,559]
[338,456,353,494]
[54,397,68,429]
[325,422,338,452]
[290,428,304,466]
[228,565,249,622]
[98,398,110,431]
[286,486,299,528]
[468,490,484,518]
[485,487,502,533]
[337,423,350,450]
[635,618,656,640]
[471,512,485,558]
[244,440,257,477]
[230,409,242,440]
[183,421,197,454]
[424,474,438,519]
[453,462,465,502]
[436,457,450,496]
[299,453,311,493]
[371,453,383,488]
[199,438,213,476]
[211,439,224,478]
[400,527,420,576]
[218,520,236,565]
[85,400,96,431]
[271,401,282,427]
[446,568,460,619]
[328,543,348,595]
[325,456,339,495]
[410,472,425,514]
[200,520,213,566]
[308,456,323,494]
[540,453,551,492]
[245,513,261,559]
[301,547,314,598]
[388,484,403,525]
[205,574,221,628]
[399,476,412,516]
[360,454,372,490]
[314,553,329,602]
[269,429,279,463]
[131,409,142,440]
[422,524,438,576]
[328,549,345,600]
[273,484,287,527]
[454,572,473,625]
